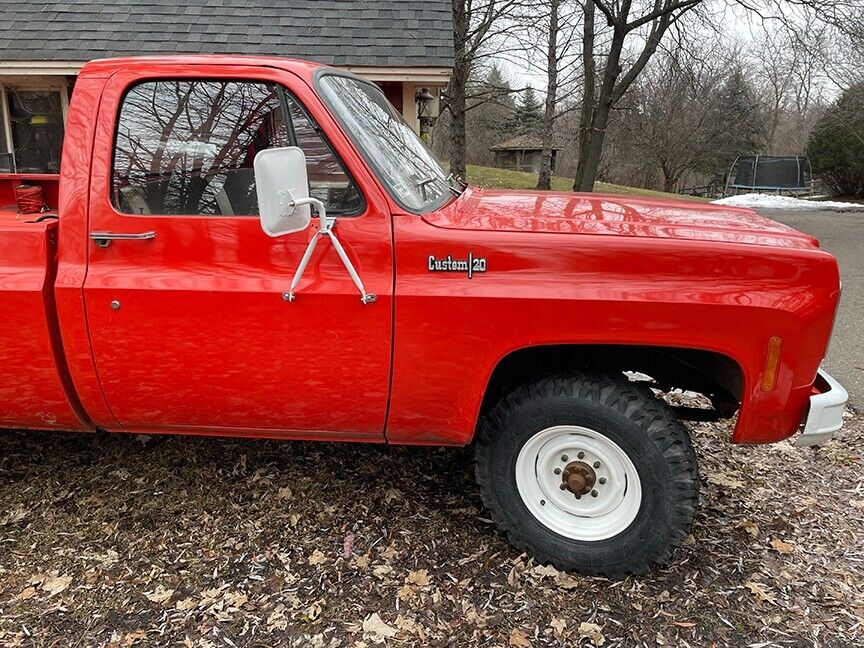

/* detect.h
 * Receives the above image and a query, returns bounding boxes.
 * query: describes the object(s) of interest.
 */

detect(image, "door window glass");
[112,79,361,216]
[286,97,363,215]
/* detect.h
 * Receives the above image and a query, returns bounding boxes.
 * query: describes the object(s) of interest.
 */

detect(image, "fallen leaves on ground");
[578,621,605,646]
[363,612,397,641]
[769,537,795,554]
[0,412,862,646]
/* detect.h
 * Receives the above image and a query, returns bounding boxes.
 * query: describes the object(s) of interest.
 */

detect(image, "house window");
[0,87,65,174]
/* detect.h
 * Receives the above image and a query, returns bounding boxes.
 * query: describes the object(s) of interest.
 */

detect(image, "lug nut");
[559,483,567,490]
[540,500,546,506]
[554,467,561,475]
[599,477,607,485]
[575,494,581,499]
[591,490,598,497]
[561,454,568,462]
[577,451,585,459]
[593,461,601,469]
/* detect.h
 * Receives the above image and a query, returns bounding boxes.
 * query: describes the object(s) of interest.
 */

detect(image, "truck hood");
[422,187,819,249]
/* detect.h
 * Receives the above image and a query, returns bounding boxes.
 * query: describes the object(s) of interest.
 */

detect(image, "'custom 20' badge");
[428,253,487,279]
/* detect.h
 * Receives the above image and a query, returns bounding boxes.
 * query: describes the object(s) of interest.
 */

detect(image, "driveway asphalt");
[757,208,863,409]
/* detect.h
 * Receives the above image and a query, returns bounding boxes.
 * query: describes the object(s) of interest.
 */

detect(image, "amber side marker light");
[761,336,783,392]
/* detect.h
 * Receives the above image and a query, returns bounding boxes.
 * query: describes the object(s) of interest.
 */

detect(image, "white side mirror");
[254,146,312,237]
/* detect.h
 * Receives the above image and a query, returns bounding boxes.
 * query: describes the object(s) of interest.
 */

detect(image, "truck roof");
[79,54,327,78]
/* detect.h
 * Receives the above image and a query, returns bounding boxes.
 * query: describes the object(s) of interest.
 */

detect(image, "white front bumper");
[794,369,848,447]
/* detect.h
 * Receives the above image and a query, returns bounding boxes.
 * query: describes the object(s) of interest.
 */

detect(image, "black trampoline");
[725,155,812,195]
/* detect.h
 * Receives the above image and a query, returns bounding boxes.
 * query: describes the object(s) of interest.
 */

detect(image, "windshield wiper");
[418,176,437,201]
[446,172,467,191]
[417,174,460,201]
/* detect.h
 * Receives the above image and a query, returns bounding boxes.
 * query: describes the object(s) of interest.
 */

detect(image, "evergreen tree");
[807,84,864,197]
[701,66,766,176]
[513,87,543,134]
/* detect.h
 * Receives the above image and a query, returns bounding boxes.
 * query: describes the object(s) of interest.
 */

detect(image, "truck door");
[83,66,393,440]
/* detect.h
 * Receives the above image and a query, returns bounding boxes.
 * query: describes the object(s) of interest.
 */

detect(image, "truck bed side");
[0,208,91,430]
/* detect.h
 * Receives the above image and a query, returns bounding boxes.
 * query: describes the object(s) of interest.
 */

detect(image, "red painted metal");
[0,56,844,448]
[386,188,839,446]
[80,63,393,440]
[0,174,60,211]
[0,213,86,430]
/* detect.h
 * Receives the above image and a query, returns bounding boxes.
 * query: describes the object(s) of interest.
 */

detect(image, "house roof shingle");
[0,0,453,68]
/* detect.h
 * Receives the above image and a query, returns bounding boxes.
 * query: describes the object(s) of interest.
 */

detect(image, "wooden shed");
[491,135,564,174]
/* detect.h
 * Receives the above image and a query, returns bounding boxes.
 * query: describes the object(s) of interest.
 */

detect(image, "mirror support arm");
[282,197,377,305]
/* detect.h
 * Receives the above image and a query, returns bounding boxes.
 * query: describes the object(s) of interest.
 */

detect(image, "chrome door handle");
[90,231,156,248]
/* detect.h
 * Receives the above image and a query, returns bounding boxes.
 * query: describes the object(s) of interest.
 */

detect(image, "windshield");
[317,73,458,213]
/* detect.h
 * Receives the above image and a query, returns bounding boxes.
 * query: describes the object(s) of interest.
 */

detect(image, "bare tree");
[620,45,767,192]
[572,0,708,191]
[534,0,583,189]
[536,0,561,189]
[448,0,522,180]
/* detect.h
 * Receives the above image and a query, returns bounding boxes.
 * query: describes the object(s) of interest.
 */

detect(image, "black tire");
[475,372,699,576]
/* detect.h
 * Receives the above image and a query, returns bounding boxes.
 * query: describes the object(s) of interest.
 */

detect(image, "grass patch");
[466,164,710,202]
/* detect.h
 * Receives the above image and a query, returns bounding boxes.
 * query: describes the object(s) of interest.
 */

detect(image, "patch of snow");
[712,193,862,211]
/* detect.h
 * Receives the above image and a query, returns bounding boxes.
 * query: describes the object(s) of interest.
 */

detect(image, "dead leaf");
[1,508,28,525]
[308,549,327,565]
[16,587,36,601]
[397,583,416,601]
[406,569,430,587]
[384,488,402,504]
[579,622,605,646]
[144,585,174,604]
[556,573,580,590]
[550,618,566,636]
[363,613,398,640]
[276,486,293,500]
[738,520,760,537]
[745,581,777,604]
[707,472,744,489]
[306,600,323,621]
[508,628,532,647]
[122,630,148,646]
[373,564,394,578]
[770,538,795,554]
[41,575,72,596]
[532,564,559,579]
[175,597,197,611]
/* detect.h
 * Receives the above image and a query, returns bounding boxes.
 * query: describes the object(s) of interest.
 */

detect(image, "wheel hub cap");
[562,461,596,496]
[515,425,643,541]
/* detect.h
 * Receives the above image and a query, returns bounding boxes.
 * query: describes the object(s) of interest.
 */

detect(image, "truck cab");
[0,56,847,575]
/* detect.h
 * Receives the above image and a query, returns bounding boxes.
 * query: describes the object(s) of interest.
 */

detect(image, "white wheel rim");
[515,425,642,541]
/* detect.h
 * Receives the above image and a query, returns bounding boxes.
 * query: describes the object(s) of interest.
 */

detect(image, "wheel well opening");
[478,344,744,425]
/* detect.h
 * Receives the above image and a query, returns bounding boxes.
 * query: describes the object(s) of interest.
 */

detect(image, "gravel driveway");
[760,208,864,409]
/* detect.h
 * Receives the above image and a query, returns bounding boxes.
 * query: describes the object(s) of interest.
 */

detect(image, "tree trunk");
[571,3,686,192]
[448,0,469,180]
[573,1,596,192]
[448,71,468,180]
[663,171,677,193]
[573,108,610,192]
[537,0,560,191]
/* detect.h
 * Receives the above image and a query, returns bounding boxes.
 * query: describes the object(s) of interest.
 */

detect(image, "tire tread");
[474,372,699,576]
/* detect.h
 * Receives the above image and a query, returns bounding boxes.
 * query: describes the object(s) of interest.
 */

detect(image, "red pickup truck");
[0,56,847,576]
